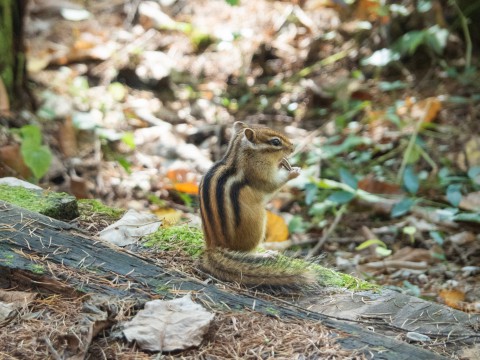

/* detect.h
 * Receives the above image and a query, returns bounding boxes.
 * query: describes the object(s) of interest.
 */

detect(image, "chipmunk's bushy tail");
[199,248,317,289]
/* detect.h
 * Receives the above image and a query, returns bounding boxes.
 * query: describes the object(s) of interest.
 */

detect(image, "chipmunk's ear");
[244,128,255,143]
[233,121,247,133]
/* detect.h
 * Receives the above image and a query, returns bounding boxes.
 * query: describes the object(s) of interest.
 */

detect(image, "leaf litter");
[1,0,480,357]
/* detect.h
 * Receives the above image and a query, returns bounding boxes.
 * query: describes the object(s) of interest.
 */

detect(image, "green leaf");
[225,0,239,5]
[429,231,444,245]
[339,168,358,190]
[446,184,462,207]
[288,216,308,234]
[20,125,42,149]
[405,143,422,164]
[391,198,415,218]
[402,226,416,236]
[116,156,132,174]
[403,166,419,194]
[108,82,127,101]
[356,238,387,251]
[395,30,425,55]
[467,166,480,185]
[452,212,480,223]
[328,190,355,204]
[315,179,344,190]
[304,183,318,206]
[121,132,136,150]
[21,146,52,179]
[425,25,448,55]
[376,247,392,257]
[19,125,52,180]
[417,0,432,12]
[361,48,400,67]
[379,81,407,92]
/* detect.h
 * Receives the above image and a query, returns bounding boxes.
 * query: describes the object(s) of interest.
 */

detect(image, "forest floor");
[0,0,479,358]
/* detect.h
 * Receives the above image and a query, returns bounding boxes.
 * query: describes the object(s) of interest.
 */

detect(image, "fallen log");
[0,200,471,359]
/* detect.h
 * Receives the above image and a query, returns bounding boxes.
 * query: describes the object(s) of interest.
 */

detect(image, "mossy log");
[0,200,457,359]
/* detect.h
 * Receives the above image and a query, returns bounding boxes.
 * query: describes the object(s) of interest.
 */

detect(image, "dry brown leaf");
[358,176,402,195]
[459,191,480,212]
[58,116,78,158]
[70,176,90,199]
[265,211,289,243]
[0,289,37,304]
[0,144,32,179]
[0,76,10,112]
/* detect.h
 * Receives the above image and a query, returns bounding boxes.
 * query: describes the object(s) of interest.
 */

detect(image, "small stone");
[406,332,431,343]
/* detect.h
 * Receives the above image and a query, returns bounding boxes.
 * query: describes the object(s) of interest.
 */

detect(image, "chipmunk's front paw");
[288,167,301,180]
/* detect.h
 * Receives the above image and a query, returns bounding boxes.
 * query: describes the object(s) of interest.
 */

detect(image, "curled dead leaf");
[265,211,289,243]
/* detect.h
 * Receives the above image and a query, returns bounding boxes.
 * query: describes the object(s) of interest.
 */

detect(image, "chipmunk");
[198,121,316,288]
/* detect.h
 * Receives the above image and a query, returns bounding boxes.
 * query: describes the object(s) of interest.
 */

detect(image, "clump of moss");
[143,224,204,257]
[0,184,78,220]
[78,199,125,222]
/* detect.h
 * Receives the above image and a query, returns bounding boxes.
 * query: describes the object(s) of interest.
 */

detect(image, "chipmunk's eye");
[270,138,282,146]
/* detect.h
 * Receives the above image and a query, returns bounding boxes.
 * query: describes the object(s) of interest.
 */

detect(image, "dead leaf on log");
[98,209,161,246]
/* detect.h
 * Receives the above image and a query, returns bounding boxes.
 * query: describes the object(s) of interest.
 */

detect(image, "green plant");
[17,125,52,181]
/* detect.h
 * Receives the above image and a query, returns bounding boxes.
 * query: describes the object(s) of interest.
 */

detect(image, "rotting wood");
[0,200,454,359]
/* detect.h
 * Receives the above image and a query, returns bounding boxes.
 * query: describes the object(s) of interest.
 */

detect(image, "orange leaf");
[265,211,289,243]
[411,97,442,123]
[353,0,389,24]
[166,168,199,195]
[173,182,199,195]
[439,289,465,310]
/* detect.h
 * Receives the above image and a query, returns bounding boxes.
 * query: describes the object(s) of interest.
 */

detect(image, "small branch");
[450,0,472,70]
[361,260,428,271]
[307,204,348,259]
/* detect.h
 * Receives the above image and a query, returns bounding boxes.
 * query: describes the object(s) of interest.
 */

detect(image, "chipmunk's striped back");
[199,133,245,250]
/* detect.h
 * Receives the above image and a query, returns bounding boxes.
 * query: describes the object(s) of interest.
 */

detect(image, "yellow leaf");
[265,211,289,243]
[154,208,182,226]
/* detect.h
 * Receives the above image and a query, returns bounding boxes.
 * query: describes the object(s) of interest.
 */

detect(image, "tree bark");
[0,0,32,112]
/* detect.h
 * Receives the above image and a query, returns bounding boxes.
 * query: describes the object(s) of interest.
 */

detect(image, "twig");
[41,337,62,360]
[307,204,348,258]
[450,0,472,70]
[397,98,432,183]
[361,260,428,271]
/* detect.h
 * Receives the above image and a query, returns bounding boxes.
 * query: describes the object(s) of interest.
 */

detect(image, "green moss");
[78,199,125,221]
[28,263,44,274]
[1,252,15,266]
[0,185,78,220]
[143,224,204,257]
